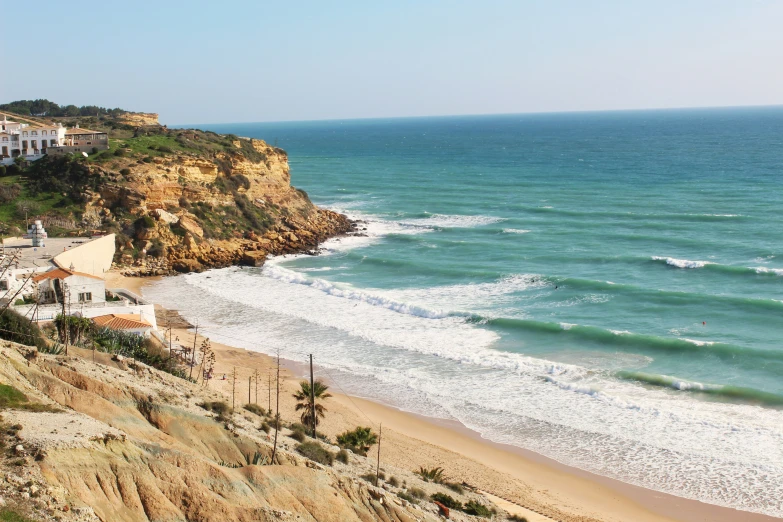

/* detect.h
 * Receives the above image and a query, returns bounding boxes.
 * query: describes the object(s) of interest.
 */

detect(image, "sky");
[2,1,782,124]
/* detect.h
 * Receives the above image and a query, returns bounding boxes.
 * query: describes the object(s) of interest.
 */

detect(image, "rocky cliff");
[75,126,356,274]
[0,342,499,522]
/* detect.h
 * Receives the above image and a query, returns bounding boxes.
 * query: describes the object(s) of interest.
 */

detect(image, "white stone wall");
[53,234,116,276]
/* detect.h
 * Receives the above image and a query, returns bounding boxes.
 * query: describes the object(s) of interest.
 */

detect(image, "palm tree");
[293,379,332,433]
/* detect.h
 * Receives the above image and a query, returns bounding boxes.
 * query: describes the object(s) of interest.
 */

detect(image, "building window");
[22,140,28,149]
[31,131,37,135]
[22,131,28,137]
[42,130,47,136]
[0,281,7,291]
[78,292,92,302]
[1,137,7,142]
[51,139,57,146]
[42,291,54,301]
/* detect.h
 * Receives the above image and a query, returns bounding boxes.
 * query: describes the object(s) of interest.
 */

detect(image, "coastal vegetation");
[293,379,332,433]
[336,426,378,455]
[0,309,47,350]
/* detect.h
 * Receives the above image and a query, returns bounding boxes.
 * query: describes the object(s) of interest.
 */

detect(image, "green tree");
[336,426,378,455]
[293,379,332,432]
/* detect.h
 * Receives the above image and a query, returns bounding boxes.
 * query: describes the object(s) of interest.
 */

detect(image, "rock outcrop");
[0,342,491,522]
[82,132,356,274]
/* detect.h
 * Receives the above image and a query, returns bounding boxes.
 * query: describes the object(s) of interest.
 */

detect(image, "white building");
[32,267,107,306]
[0,114,107,166]
[92,313,154,337]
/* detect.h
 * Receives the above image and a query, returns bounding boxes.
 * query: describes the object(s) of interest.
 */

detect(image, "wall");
[52,234,115,276]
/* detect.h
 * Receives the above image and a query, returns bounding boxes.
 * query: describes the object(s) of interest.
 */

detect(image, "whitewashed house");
[32,268,106,306]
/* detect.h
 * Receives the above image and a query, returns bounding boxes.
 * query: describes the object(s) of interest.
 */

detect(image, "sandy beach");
[106,272,781,522]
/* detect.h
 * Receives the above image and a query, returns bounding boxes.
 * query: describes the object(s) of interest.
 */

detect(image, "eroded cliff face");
[86,137,354,274]
[0,343,458,522]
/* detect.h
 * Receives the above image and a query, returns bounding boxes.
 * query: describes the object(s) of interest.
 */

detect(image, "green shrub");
[397,491,417,504]
[0,309,47,350]
[289,429,306,443]
[416,466,445,483]
[336,448,349,464]
[114,148,126,157]
[243,403,265,416]
[463,500,495,518]
[508,515,528,522]
[388,476,400,487]
[119,168,131,176]
[430,492,462,510]
[198,401,232,415]
[337,426,378,455]
[445,481,464,494]
[260,422,271,433]
[295,441,334,466]
[407,487,427,499]
[135,215,155,229]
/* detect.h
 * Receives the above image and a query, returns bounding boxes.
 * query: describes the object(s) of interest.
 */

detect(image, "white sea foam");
[652,256,711,269]
[263,264,449,319]
[681,338,716,347]
[502,228,531,234]
[144,268,783,518]
[754,267,783,276]
[398,213,506,228]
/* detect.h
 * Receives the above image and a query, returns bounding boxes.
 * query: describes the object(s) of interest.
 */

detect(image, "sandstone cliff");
[0,342,499,522]
[77,126,355,274]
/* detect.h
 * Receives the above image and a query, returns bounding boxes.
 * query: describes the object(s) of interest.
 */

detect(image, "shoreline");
[105,272,781,522]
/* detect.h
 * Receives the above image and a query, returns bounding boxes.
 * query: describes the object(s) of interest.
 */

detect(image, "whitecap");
[652,256,711,269]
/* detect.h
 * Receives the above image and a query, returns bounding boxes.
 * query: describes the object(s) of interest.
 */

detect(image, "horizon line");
[170,102,783,128]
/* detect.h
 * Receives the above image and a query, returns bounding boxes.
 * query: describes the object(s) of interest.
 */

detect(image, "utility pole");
[188,321,198,380]
[376,423,382,487]
[309,354,316,438]
[166,319,172,371]
[268,369,271,412]
[248,374,251,405]
[271,351,281,464]
[232,367,237,411]
[61,283,68,355]
[254,369,259,406]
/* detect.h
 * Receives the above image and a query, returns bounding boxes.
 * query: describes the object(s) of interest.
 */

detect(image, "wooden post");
[375,423,382,487]
[248,375,251,405]
[232,367,237,411]
[309,354,316,438]
[271,352,281,464]
[61,283,68,355]
[254,369,259,405]
[268,370,271,412]
[167,319,172,371]
[188,322,198,380]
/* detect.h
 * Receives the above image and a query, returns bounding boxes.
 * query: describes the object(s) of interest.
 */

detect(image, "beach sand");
[106,272,780,522]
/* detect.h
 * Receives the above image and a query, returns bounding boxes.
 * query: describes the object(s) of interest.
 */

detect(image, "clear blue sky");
[2,1,782,124]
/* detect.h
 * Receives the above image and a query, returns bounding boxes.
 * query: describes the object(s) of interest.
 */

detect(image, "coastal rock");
[177,216,204,238]
[153,208,179,225]
[242,250,267,267]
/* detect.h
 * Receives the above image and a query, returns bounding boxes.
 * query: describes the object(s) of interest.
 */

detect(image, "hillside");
[0,103,354,273]
[0,340,505,522]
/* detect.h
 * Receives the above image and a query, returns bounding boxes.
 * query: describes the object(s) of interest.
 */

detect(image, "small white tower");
[29,220,48,247]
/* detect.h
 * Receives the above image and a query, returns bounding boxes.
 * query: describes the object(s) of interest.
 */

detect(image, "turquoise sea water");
[150,108,783,516]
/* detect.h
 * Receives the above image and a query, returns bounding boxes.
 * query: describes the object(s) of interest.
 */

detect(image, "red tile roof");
[32,268,103,283]
[92,314,152,331]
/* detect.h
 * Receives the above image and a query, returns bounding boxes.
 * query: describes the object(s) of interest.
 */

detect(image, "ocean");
[150,108,783,516]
